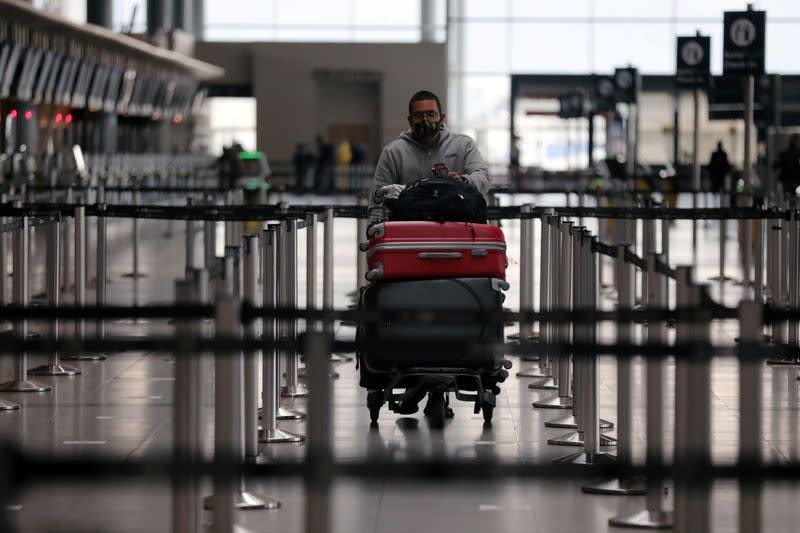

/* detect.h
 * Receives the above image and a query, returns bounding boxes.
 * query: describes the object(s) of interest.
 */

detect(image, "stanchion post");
[261,226,305,442]
[63,205,105,361]
[204,196,216,271]
[243,235,260,460]
[122,189,145,279]
[185,197,195,273]
[674,270,711,533]
[282,218,309,397]
[583,241,643,494]
[306,213,318,333]
[738,301,763,533]
[323,207,334,338]
[518,203,535,343]
[0,212,50,392]
[96,200,107,341]
[609,253,673,528]
[304,331,333,533]
[172,279,201,533]
[519,209,551,379]
[29,219,80,377]
[755,218,765,303]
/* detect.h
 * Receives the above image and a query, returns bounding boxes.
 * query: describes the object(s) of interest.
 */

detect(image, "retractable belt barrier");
[1,185,797,533]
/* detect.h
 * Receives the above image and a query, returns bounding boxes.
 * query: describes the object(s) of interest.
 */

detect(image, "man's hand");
[447,171,460,179]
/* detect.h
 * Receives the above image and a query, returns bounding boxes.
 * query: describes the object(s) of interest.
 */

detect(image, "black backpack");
[385,176,487,224]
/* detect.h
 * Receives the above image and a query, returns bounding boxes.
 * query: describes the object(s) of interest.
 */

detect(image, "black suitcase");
[358,277,507,373]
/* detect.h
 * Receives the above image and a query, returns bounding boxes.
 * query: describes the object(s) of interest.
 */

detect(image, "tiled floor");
[1,192,798,532]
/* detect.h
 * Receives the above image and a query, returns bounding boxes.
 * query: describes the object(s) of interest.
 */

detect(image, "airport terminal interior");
[1,1,800,532]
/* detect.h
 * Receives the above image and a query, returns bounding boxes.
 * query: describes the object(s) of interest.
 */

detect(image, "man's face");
[408,99,445,129]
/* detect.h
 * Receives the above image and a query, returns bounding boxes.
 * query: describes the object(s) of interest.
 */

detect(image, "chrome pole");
[29,219,80,376]
[243,235,260,460]
[185,197,195,273]
[519,210,552,379]
[171,279,201,533]
[63,205,105,361]
[0,213,50,393]
[609,253,673,528]
[282,218,309,397]
[261,226,305,442]
[122,189,145,278]
[274,223,306,419]
[674,271,711,533]
[304,331,333,533]
[738,301,763,533]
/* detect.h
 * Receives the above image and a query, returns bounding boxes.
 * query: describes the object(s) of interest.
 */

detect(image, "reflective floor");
[0,193,798,532]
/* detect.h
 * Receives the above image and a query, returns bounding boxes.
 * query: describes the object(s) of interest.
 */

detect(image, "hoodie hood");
[399,123,451,149]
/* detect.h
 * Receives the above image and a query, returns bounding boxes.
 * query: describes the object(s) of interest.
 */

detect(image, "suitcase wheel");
[367,390,383,424]
[426,391,447,430]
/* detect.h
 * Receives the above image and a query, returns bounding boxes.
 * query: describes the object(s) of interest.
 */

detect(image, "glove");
[374,183,404,202]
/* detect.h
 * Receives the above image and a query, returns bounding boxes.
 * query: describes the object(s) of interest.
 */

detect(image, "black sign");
[723,9,766,75]
[558,91,588,119]
[614,67,640,104]
[676,35,710,88]
[593,75,616,112]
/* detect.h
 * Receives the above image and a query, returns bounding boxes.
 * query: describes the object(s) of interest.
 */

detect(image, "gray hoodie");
[368,124,490,223]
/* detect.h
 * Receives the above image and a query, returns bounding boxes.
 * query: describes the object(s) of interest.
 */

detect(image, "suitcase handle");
[418,252,462,260]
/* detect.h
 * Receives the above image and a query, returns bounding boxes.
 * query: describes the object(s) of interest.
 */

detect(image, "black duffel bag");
[385,176,487,224]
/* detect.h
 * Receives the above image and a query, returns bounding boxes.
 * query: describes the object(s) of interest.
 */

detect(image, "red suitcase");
[364,221,507,282]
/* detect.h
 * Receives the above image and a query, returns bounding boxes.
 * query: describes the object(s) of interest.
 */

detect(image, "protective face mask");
[412,120,441,140]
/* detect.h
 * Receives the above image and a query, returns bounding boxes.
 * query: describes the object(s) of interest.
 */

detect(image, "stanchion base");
[552,451,617,465]
[4,503,22,511]
[528,377,558,390]
[61,352,107,361]
[766,358,800,367]
[518,354,541,362]
[581,477,646,495]
[708,275,736,282]
[333,352,355,362]
[203,491,277,510]
[547,431,617,447]
[28,363,81,376]
[281,385,310,397]
[275,407,306,420]
[204,524,253,533]
[0,399,20,410]
[298,367,339,379]
[121,272,149,279]
[608,509,673,529]
[259,428,305,444]
[0,379,52,392]
[330,354,345,363]
[545,415,614,430]
[532,395,572,409]
[517,367,550,379]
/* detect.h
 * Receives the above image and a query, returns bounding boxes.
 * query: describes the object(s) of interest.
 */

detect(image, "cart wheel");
[367,391,382,423]
[428,392,446,429]
[482,404,494,424]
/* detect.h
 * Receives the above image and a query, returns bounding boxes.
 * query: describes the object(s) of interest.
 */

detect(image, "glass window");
[766,20,799,72]
[678,0,800,18]
[274,0,352,26]
[207,97,257,155]
[510,23,591,73]
[464,22,509,73]
[114,0,147,33]
[592,23,675,73]
[510,0,591,19]
[464,0,508,18]
[462,75,510,126]
[593,0,674,19]
[354,0,420,27]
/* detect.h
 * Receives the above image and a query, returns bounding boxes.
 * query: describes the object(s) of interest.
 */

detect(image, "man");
[707,141,732,193]
[368,90,490,225]
[367,91,490,418]
[775,134,800,196]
